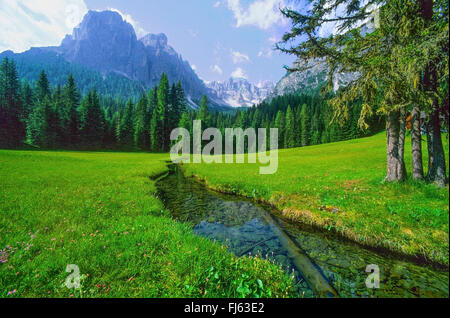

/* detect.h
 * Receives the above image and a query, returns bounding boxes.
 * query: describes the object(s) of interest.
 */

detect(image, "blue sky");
[0,0,298,84]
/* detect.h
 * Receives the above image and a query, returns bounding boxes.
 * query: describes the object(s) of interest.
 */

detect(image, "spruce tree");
[35,70,51,104]
[274,110,285,149]
[284,106,296,148]
[158,74,170,151]
[118,99,135,148]
[62,74,80,146]
[197,94,210,126]
[134,93,149,150]
[79,90,105,148]
[300,104,311,147]
[0,57,24,148]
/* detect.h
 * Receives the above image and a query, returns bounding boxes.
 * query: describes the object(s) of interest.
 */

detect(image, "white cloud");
[231,50,250,64]
[108,8,147,38]
[0,0,88,53]
[258,35,278,58]
[258,48,273,58]
[268,36,278,44]
[210,64,223,75]
[231,67,247,79]
[213,1,221,8]
[226,0,287,30]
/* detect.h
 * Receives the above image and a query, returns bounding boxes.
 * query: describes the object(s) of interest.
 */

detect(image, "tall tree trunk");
[385,111,407,182]
[420,0,448,186]
[426,105,448,187]
[411,106,424,180]
[399,108,407,177]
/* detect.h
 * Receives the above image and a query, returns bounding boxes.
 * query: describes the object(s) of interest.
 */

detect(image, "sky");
[0,0,302,85]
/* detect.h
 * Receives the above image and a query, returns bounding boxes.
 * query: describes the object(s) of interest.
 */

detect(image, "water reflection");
[156,166,449,298]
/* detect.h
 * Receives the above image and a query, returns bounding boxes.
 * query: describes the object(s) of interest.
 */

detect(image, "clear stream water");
[156,166,449,298]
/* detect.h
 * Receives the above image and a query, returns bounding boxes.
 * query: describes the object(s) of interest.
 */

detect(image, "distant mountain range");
[1,9,353,110]
[0,10,231,109]
[205,78,274,108]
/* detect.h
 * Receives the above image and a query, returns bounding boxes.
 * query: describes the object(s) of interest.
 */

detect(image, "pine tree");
[197,94,210,126]
[35,70,51,104]
[79,90,105,148]
[274,110,285,149]
[62,74,80,146]
[134,93,149,150]
[118,99,135,148]
[26,96,58,148]
[300,104,311,147]
[0,57,25,148]
[21,81,33,124]
[284,106,296,148]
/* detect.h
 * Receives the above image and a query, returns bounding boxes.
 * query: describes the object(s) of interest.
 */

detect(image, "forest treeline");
[0,56,382,152]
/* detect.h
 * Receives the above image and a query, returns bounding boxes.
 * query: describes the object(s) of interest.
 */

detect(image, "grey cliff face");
[270,58,359,99]
[60,11,149,82]
[56,10,208,102]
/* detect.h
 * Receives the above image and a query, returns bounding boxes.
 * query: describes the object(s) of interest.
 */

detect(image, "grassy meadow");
[183,132,450,266]
[0,150,294,298]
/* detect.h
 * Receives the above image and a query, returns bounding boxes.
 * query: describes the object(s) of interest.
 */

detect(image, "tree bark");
[385,111,407,182]
[426,106,448,187]
[420,0,448,186]
[411,106,424,180]
[399,108,407,178]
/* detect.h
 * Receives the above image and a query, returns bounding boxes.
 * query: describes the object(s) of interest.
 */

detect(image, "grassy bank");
[183,132,449,266]
[0,150,294,298]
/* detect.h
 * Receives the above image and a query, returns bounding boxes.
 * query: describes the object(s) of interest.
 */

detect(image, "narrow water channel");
[155,165,449,298]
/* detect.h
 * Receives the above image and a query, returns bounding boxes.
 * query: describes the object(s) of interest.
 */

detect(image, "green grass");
[0,150,294,298]
[183,132,450,266]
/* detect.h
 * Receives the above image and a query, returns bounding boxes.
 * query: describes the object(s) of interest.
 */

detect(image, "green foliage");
[117,99,135,148]
[300,104,311,147]
[197,94,210,125]
[79,90,105,148]
[274,110,285,149]
[284,106,296,148]
[0,57,25,148]
[134,93,150,150]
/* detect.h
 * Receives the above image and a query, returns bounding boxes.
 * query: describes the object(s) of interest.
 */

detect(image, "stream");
[156,165,449,298]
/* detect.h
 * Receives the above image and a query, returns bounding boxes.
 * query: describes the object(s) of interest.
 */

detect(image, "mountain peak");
[140,33,168,48]
[63,10,136,45]
[206,78,274,108]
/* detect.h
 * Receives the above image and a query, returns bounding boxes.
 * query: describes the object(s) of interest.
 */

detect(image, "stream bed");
[156,165,449,298]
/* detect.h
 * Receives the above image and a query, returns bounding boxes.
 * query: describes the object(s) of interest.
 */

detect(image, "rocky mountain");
[205,78,274,108]
[270,58,359,99]
[270,23,375,99]
[59,10,210,103]
[0,10,228,109]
